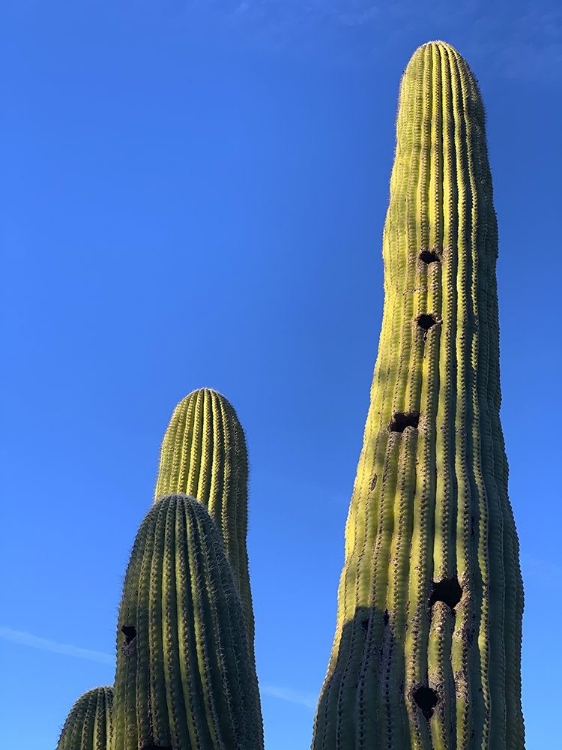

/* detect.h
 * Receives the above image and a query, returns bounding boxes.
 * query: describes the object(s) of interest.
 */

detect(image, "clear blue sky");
[2,2,561,748]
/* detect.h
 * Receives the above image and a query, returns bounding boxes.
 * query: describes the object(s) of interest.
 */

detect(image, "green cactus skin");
[56,686,113,750]
[154,388,255,657]
[112,493,264,750]
[313,41,524,750]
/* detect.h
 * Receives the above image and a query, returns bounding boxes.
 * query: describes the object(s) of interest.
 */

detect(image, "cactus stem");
[313,40,524,749]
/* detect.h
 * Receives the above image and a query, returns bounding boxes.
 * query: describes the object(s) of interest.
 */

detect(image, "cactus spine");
[154,388,255,656]
[313,41,524,750]
[112,493,264,750]
[57,686,113,750]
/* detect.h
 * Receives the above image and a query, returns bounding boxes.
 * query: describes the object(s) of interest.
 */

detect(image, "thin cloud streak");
[0,628,114,665]
[261,683,317,709]
[0,627,315,708]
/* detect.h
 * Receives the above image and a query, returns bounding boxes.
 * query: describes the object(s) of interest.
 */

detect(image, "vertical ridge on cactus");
[153,388,255,660]
[112,493,264,750]
[56,686,113,750]
[312,40,524,749]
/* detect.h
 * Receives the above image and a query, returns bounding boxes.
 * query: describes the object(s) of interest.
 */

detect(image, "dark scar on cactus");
[121,625,136,645]
[388,411,419,433]
[429,576,463,611]
[413,686,439,719]
[418,248,441,264]
[416,313,438,335]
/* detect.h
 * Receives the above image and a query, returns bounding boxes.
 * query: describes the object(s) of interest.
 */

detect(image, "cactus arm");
[112,494,263,750]
[56,686,113,750]
[154,388,255,661]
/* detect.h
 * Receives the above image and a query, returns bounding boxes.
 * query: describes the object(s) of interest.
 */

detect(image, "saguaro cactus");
[56,686,113,750]
[313,41,524,749]
[154,388,255,654]
[112,493,263,750]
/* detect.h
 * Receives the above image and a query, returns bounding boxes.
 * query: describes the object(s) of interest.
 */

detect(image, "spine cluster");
[313,41,524,750]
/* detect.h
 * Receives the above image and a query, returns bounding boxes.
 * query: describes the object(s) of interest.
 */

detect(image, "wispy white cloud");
[0,627,316,708]
[261,683,317,709]
[0,627,114,665]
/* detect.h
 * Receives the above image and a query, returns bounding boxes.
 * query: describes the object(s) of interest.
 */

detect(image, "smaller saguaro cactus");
[56,686,113,750]
[112,493,264,750]
[154,387,255,656]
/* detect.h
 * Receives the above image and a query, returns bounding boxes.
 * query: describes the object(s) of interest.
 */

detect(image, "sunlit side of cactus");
[112,493,263,750]
[154,388,255,655]
[57,686,113,750]
[313,41,524,750]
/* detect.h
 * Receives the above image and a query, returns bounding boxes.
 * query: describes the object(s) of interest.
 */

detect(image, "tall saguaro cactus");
[154,388,255,655]
[313,41,524,749]
[112,493,263,750]
[57,686,113,750]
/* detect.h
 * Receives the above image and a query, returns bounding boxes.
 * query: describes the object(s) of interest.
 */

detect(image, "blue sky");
[1,1,561,748]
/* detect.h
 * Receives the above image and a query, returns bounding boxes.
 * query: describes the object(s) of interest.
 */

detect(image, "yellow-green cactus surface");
[313,41,524,750]
[154,387,255,657]
[56,686,113,750]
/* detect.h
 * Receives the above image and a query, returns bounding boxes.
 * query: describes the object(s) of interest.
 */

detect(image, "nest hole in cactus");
[388,411,419,432]
[419,248,441,264]
[140,745,172,750]
[417,313,438,333]
[121,625,136,645]
[429,576,463,610]
[413,686,439,719]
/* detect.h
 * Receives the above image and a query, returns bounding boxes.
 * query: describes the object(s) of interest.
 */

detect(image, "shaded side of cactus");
[313,41,524,750]
[56,686,113,750]
[112,493,263,750]
[154,388,255,654]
